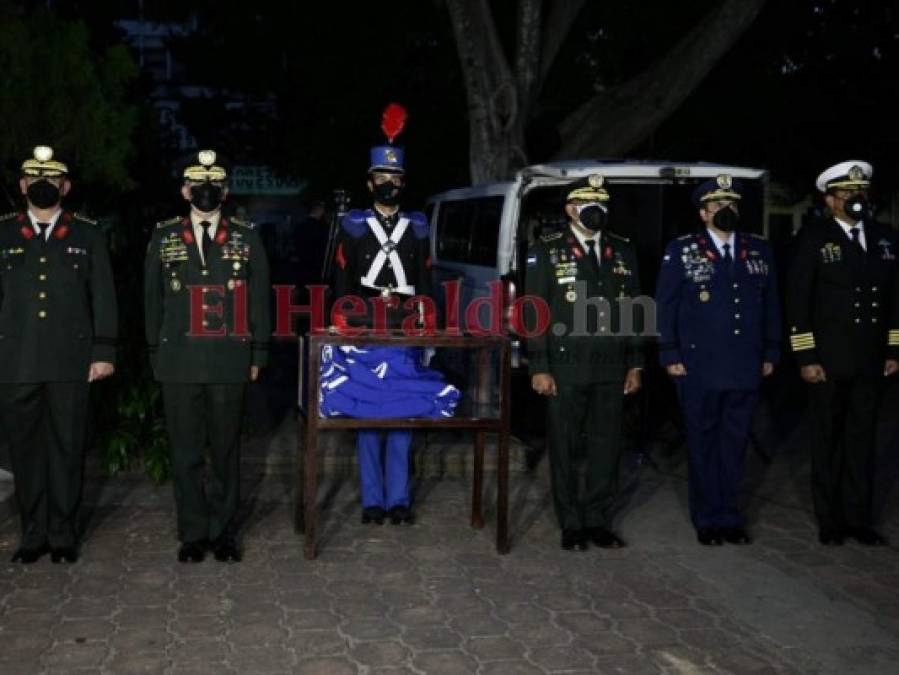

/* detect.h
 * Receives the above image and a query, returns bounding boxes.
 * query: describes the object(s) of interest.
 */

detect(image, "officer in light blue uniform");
[330,122,433,526]
[655,175,781,546]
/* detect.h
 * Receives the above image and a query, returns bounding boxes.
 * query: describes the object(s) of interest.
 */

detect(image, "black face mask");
[26,180,61,209]
[713,206,739,232]
[372,180,403,206]
[577,204,608,232]
[190,183,224,212]
[842,194,869,222]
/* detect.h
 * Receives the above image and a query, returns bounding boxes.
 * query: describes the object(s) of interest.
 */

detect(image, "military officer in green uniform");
[0,145,118,564]
[525,175,644,551]
[144,150,271,563]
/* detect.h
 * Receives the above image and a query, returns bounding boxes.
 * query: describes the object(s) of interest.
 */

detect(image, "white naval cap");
[815,160,873,193]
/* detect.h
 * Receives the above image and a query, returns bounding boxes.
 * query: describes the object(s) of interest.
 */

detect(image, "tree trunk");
[555,0,766,159]
[446,0,532,183]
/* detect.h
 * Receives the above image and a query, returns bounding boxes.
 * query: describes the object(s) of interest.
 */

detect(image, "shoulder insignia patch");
[156,216,182,229]
[72,212,97,225]
[539,231,564,243]
[231,216,256,230]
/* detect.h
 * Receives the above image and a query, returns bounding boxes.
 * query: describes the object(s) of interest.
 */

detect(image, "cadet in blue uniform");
[656,175,781,545]
[786,161,899,546]
[145,150,271,563]
[331,110,432,526]
[0,146,118,564]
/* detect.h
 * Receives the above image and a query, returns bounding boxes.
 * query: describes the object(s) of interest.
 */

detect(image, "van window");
[436,196,503,266]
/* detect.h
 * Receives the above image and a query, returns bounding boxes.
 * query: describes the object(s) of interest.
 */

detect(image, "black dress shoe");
[11,544,50,564]
[561,529,588,551]
[50,546,79,564]
[818,529,845,546]
[177,541,207,563]
[212,537,242,563]
[848,527,887,546]
[697,529,724,546]
[586,527,626,548]
[388,505,414,525]
[362,506,386,525]
[722,527,751,545]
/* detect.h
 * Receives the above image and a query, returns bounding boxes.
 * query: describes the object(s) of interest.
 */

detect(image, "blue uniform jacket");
[655,231,781,390]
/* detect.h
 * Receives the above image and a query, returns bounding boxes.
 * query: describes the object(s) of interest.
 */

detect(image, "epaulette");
[230,216,256,230]
[408,211,429,239]
[607,231,631,243]
[0,212,18,223]
[72,212,97,225]
[341,209,369,238]
[156,216,182,229]
[539,231,564,243]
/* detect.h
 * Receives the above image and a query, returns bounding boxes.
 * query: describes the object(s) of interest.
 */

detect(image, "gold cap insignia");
[717,174,733,189]
[198,150,217,167]
[588,174,604,188]
[34,146,53,162]
[385,149,398,163]
[848,165,865,181]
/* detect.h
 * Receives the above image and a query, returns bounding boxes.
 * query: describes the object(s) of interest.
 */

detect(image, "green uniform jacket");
[525,227,645,385]
[0,211,117,383]
[144,215,271,383]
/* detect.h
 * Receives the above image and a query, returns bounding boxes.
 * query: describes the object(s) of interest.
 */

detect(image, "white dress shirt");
[706,228,736,259]
[570,224,602,266]
[835,217,867,252]
[190,211,221,265]
[27,209,63,240]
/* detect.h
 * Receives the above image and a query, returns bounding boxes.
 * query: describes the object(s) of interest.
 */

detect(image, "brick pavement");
[1,421,898,675]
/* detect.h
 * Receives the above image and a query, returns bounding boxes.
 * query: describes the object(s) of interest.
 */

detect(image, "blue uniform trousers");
[676,381,758,530]
[357,430,412,509]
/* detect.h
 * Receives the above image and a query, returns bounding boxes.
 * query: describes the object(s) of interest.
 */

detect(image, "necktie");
[200,220,213,264]
[585,239,601,274]
[36,222,50,241]
[850,226,864,253]
[722,242,733,267]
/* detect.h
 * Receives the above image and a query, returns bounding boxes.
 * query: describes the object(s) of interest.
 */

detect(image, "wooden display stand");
[296,330,511,560]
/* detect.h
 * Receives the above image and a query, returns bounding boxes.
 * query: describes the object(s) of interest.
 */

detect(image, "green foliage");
[98,377,171,484]
[0,9,138,192]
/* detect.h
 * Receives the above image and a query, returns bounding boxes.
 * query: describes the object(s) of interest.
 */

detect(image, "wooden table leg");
[471,429,485,529]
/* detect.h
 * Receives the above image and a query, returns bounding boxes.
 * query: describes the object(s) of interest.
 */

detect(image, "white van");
[425,160,769,368]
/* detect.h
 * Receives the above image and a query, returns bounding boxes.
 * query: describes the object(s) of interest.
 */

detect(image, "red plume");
[381,103,408,143]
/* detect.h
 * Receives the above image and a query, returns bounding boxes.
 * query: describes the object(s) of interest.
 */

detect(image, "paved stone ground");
[1,416,898,675]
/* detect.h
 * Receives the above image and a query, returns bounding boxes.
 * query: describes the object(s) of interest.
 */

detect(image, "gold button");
[39,274,47,281]
[734,329,741,335]
[734,299,740,304]
[39,256,47,263]
[202,320,209,328]
[38,292,47,299]
[733,283,739,289]
[201,269,209,276]
[855,318,861,324]
[872,286,879,292]
[872,302,879,308]
[202,287,208,293]
[202,304,209,311]
[38,310,46,318]
[735,314,741,319]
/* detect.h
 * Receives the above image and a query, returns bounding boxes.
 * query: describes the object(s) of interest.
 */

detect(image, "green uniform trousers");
[546,382,624,530]
[162,383,246,543]
[0,382,89,548]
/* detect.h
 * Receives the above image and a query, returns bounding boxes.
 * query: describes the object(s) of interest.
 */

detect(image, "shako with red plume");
[370,103,408,174]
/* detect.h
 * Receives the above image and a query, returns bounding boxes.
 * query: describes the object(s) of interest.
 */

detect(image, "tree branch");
[539,0,587,93]
[556,0,766,159]
[515,0,542,117]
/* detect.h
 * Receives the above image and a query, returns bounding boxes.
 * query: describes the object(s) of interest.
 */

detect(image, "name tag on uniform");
[820,243,842,264]
[65,246,88,256]
[557,276,576,284]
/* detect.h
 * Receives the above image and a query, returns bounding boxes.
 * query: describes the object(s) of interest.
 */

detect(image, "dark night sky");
[11,0,899,205]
